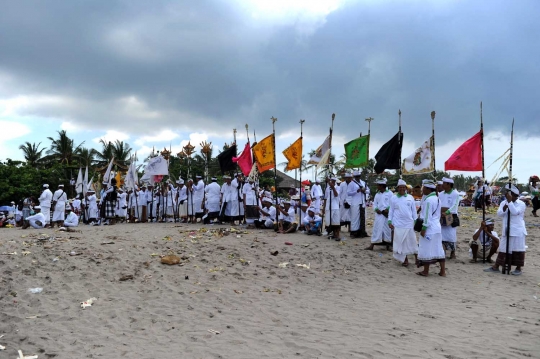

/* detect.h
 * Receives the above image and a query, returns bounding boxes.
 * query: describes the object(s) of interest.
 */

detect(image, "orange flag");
[282,137,302,171]
[252,134,275,173]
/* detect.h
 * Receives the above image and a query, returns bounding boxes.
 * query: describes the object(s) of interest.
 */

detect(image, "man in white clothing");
[220,175,239,224]
[115,188,128,221]
[38,184,53,227]
[311,179,323,213]
[350,171,370,238]
[204,177,221,224]
[388,179,418,267]
[470,218,499,263]
[439,177,460,259]
[176,179,188,223]
[192,175,205,221]
[484,184,527,275]
[275,200,297,233]
[255,197,276,229]
[63,205,79,227]
[23,206,46,229]
[243,177,259,225]
[51,184,68,228]
[366,178,393,250]
[85,189,99,224]
[322,177,341,241]
[340,173,351,229]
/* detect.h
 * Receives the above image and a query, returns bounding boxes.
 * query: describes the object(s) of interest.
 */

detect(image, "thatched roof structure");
[276,170,300,189]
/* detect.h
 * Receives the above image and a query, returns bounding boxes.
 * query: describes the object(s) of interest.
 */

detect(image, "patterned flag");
[233,142,253,176]
[308,132,332,166]
[344,135,369,168]
[282,137,302,171]
[445,131,482,171]
[252,134,275,173]
[402,136,434,175]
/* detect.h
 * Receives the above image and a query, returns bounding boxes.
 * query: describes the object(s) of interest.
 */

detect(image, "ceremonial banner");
[282,137,302,171]
[308,133,331,166]
[445,131,482,171]
[344,135,369,168]
[83,165,89,194]
[374,132,403,174]
[252,134,275,173]
[402,136,434,175]
[144,155,169,176]
[233,142,253,176]
[75,168,83,194]
[217,144,237,174]
[103,157,115,184]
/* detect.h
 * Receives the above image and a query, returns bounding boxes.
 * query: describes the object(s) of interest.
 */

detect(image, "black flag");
[217,144,237,174]
[374,132,403,174]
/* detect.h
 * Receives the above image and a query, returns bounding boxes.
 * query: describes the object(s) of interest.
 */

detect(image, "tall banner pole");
[299,119,305,195]
[480,102,487,263]
[398,109,402,179]
[271,117,278,224]
[431,111,436,178]
[330,113,335,175]
[503,118,514,275]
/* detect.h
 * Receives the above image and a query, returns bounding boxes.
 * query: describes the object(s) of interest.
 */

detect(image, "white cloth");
[39,189,53,208]
[325,209,340,226]
[393,227,418,262]
[311,184,323,211]
[72,199,81,211]
[116,192,127,217]
[497,199,527,237]
[388,194,416,229]
[205,182,221,213]
[418,232,445,261]
[221,182,240,217]
[52,189,67,222]
[339,181,350,223]
[417,193,444,261]
[280,207,296,223]
[26,212,46,229]
[371,190,393,244]
[86,194,99,219]
[259,205,276,225]
[192,180,205,214]
[243,182,258,206]
[64,212,79,227]
[439,189,460,214]
[498,235,526,254]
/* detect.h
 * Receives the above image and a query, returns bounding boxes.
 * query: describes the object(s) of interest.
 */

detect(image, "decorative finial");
[271,116,277,123]
[431,111,436,120]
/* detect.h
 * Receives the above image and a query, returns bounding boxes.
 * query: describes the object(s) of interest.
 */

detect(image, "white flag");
[402,136,435,175]
[308,134,332,166]
[103,157,115,184]
[83,165,89,194]
[75,168,83,194]
[143,155,169,176]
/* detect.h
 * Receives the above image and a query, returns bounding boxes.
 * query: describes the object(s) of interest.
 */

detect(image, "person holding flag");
[322,176,341,241]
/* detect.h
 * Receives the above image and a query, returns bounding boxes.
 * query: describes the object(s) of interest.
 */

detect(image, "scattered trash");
[25,315,40,319]
[81,297,97,309]
[185,276,189,280]
[234,290,243,294]
[278,262,289,268]
[207,329,220,335]
[161,255,181,265]
[119,275,134,281]
[378,253,383,257]
[284,242,293,246]
[16,349,38,359]
[236,235,241,238]
[296,263,311,269]
[69,251,81,256]
[21,251,31,256]
[0,344,4,350]
[58,227,67,231]
[162,236,172,241]
[28,288,43,294]
[302,244,310,247]
[52,257,59,262]
[270,251,279,256]
[101,241,115,245]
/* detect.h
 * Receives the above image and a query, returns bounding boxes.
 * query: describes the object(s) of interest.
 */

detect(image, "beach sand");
[1,207,539,359]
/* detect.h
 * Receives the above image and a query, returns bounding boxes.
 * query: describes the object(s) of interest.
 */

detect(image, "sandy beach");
[1,207,539,359]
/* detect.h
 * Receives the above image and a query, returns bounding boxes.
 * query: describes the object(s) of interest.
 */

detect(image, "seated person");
[254,198,276,229]
[275,200,297,234]
[304,206,322,235]
[298,203,308,232]
[63,205,79,227]
[0,214,6,227]
[470,218,499,263]
[23,206,46,229]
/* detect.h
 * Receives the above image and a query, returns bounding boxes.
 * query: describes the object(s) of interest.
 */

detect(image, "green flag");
[344,135,369,168]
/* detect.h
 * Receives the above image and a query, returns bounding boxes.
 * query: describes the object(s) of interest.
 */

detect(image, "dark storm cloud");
[1,0,539,144]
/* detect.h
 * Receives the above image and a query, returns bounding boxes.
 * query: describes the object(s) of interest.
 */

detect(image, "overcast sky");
[1,0,538,183]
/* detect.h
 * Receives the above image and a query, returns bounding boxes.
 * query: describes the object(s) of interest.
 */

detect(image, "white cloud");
[60,121,81,133]
[92,130,130,144]
[134,130,179,146]
[0,120,32,161]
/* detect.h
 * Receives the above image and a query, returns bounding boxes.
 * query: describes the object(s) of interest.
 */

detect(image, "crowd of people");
[5,171,538,277]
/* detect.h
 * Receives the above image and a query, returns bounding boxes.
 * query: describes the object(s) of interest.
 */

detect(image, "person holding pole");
[322,176,341,241]
[439,177,460,259]
[529,175,539,217]
[484,184,527,275]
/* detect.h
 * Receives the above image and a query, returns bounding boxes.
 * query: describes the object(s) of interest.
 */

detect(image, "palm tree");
[76,147,98,167]
[19,141,45,167]
[111,140,132,166]
[95,139,114,167]
[43,130,84,165]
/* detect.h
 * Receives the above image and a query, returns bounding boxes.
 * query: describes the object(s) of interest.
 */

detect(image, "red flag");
[233,142,253,176]
[444,131,482,171]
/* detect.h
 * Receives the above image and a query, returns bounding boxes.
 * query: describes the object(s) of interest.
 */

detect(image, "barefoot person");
[275,200,297,234]
[388,179,418,267]
[366,178,392,250]
[470,218,499,263]
[484,184,527,275]
[439,177,460,259]
[304,206,322,235]
[23,206,46,229]
[416,179,446,277]
[322,176,341,241]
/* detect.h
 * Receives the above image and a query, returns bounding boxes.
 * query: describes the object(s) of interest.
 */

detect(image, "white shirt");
[26,212,46,228]
[347,179,369,205]
[439,189,460,215]
[193,180,205,201]
[497,199,527,236]
[473,229,499,246]
[280,207,295,222]
[373,190,393,213]
[388,193,416,229]
[53,189,67,207]
[205,182,221,204]
[221,182,238,202]
[324,185,340,210]
[243,182,258,206]
[259,205,276,221]
[311,184,323,199]
[304,213,322,224]
[419,192,441,235]
[64,212,79,226]
[39,189,53,207]
[177,186,187,201]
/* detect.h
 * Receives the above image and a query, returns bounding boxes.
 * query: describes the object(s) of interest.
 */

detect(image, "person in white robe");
[72,197,81,217]
[63,205,79,227]
[366,179,393,250]
[165,183,176,222]
[204,177,221,224]
[127,188,139,222]
[24,206,46,229]
[275,200,297,233]
[51,184,68,228]
[38,184,53,227]
[349,171,370,238]
[176,179,188,222]
[85,189,99,224]
[147,184,156,222]
[473,178,492,211]
[220,175,239,224]
[311,179,323,213]
[416,179,446,277]
[242,178,259,224]
[115,188,128,220]
[233,173,245,221]
[322,177,341,241]
[439,177,460,259]
[298,202,309,232]
[340,173,351,228]
[255,197,276,229]
[484,184,527,275]
[388,179,418,266]
[192,175,205,220]
[137,185,148,222]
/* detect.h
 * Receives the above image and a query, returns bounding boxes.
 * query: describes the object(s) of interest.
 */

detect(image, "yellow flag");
[282,137,302,171]
[252,134,275,173]
[115,170,122,186]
